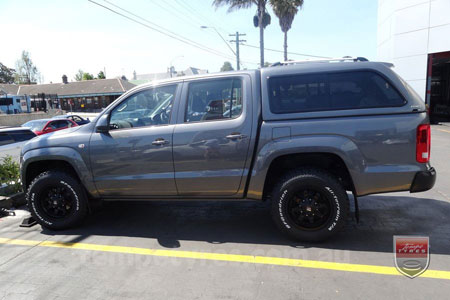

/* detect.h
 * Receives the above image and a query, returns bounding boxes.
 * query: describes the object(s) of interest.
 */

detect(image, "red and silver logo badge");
[394,236,430,278]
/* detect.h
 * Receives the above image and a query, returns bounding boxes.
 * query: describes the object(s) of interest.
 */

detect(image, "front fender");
[21,147,99,198]
[246,135,366,199]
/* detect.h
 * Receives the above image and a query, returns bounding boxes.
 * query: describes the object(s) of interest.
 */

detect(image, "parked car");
[52,114,90,125]
[22,119,78,135]
[20,57,436,241]
[0,127,36,162]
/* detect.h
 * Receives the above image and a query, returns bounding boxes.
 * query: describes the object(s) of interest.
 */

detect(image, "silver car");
[0,127,36,162]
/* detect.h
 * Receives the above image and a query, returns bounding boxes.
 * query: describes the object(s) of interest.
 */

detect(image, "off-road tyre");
[27,170,88,230]
[271,168,349,242]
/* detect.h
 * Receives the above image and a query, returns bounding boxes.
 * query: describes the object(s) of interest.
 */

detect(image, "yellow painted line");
[1,237,450,280]
[436,128,450,134]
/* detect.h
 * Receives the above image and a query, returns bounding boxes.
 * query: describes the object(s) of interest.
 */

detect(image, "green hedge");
[0,155,22,196]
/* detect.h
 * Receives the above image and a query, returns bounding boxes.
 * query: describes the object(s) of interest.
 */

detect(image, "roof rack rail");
[270,56,369,67]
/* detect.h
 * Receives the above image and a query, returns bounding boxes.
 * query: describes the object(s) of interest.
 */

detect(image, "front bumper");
[410,167,436,193]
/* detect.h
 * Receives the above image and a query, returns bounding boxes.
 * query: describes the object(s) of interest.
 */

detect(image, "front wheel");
[27,171,88,230]
[271,169,349,242]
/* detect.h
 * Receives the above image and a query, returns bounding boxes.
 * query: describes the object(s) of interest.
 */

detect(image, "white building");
[377,0,450,122]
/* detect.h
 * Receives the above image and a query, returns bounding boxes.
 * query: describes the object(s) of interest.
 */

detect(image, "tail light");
[416,124,431,163]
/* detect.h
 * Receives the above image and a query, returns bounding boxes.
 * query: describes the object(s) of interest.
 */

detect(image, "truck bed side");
[246,112,429,199]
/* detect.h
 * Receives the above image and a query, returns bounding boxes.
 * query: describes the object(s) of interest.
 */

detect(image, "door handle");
[226,133,247,140]
[152,138,169,146]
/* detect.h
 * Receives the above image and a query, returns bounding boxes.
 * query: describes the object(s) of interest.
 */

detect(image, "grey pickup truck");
[21,57,436,241]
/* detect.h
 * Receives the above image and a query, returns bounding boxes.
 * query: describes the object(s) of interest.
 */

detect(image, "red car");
[22,119,78,135]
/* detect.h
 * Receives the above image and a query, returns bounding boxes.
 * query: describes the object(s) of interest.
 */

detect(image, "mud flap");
[352,191,359,223]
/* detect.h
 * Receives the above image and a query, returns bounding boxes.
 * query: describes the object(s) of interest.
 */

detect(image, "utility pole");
[229,32,246,70]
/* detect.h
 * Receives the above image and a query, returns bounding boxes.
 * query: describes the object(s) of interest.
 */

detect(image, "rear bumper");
[410,167,436,193]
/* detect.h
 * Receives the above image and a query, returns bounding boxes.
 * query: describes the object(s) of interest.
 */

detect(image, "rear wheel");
[27,171,88,230]
[271,169,349,242]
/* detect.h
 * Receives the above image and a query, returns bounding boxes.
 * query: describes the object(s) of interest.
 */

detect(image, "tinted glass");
[268,74,328,114]
[110,85,176,130]
[329,72,405,109]
[0,133,14,146]
[185,78,242,122]
[268,71,406,114]
[49,120,69,129]
[10,131,36,142]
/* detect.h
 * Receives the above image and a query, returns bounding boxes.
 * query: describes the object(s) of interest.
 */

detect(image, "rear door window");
[185,78,243,122]
[268,71,406,114]
[10,131,36,142]
[0,133,15,146]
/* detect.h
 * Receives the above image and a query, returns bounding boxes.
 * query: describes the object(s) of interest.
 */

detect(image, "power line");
[90,0,235,61]
[151,0,205,29]
[170,0,236,49]
[174,0,231,35]
[102,0,231,59]
[201,26,236,56]
[173,0,213,27]
[96,0,259,66]
[241,44,331,59]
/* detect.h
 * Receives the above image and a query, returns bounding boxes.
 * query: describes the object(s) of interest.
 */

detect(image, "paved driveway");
[0,126,449,299]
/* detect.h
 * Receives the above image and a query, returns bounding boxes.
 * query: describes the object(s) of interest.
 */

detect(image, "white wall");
[0,111,62,127]
[377,0,450,101]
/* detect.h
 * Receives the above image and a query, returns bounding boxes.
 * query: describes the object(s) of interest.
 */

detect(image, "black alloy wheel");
[39,186,75,219]
[287,189,333,231]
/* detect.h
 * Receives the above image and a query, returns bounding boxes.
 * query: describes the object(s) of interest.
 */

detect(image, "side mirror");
[95,114,109,133]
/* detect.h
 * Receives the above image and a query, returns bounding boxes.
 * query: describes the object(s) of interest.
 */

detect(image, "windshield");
[22,120,48,131]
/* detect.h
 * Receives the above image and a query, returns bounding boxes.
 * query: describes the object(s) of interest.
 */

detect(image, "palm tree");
[213,0,269,68]
[270,0,304,61]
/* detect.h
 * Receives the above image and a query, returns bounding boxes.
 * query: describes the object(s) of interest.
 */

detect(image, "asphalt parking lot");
[0,125,449,299]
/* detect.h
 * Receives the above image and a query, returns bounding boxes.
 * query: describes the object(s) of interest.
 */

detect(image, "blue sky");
[0,0,378,83]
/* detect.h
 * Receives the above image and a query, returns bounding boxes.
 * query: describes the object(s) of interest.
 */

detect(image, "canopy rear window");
[268,71,406,114]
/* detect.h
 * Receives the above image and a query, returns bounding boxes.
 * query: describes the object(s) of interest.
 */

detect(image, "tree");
[97,71,106,79]
[220,61,234,72]
[213,0,269,68]
[82,72,94,81]
[270,0,303,61]
[15,50,39,84]
[0,63,15,84]
[75,70,95,81]
[74,69,84,81]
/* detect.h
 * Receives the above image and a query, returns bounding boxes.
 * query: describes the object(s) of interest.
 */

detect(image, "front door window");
[110,85,176,130]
